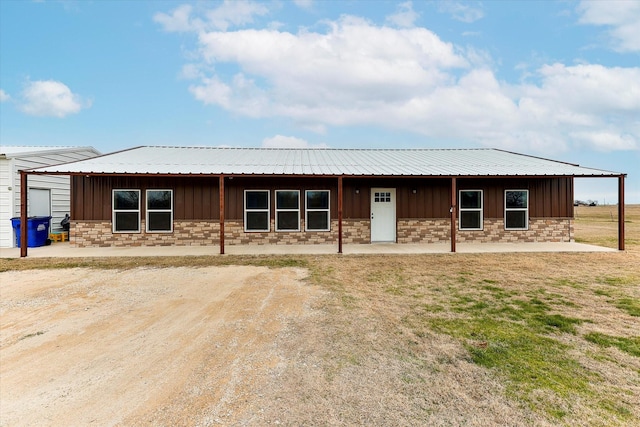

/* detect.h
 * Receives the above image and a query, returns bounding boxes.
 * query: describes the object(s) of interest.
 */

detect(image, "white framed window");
[276,190,300,231]
[459,190,483,230]
[505,190,529,230]
[245,190,270,232]
[146,190,173,232]
[113,189,140,233]
[306,190,330,231]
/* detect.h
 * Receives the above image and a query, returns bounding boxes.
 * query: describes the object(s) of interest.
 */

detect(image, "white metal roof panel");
[29,146,622,177]
[1,145,99,158]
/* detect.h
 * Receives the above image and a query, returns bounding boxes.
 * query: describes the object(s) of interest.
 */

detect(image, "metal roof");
[29,146,622,177]
[1,145,100,158]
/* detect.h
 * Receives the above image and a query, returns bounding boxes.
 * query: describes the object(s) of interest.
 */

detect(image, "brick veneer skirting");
[72,219,371,247]
[397,217,573,244]
[71,217,573,247]
[456,217,574,243]
[71,220,220,247]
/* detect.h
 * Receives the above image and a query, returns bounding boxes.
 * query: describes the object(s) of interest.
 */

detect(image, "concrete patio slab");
[0,241,616,258]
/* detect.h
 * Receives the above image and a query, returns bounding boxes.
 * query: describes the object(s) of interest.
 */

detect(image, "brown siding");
[458,177,573,218]
[345,178,451,219]
[72,176,219,221]
[71,175,573,223]
[223,177,339,220]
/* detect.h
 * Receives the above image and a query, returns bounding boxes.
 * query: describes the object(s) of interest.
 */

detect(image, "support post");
[618,174,625,251]
[20,171,28,257]
[338,176,343,254]
[450,177,457,253]
[219,175,225,255]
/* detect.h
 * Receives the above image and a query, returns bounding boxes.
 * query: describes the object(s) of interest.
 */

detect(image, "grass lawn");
[2,206,638,425]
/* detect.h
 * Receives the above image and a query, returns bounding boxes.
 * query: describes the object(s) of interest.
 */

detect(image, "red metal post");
[20,171,28,257]
[338,176,343,254]
[219,175,225,255]
[450,177,457,253]
[618,174,625,251]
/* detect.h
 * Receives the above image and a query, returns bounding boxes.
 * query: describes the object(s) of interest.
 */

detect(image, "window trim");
[112,189,141,233]
[146,189,173,233]
[458,189,483,231]
[244,190,270,232]
[275,190,301,232]
[504,189,529,230]
[305,190,331,232]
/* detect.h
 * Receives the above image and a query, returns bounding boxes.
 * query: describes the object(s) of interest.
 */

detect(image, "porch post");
[338,176,343,254]
[450,177,457,253]
[618,174,625,251]
[219,175,225,255]
[20,171,28,257]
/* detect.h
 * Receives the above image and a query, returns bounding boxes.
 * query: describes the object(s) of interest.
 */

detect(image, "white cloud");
[570,131,637,151]
[154,1,268,33]
[293,0,313,9]
[386,1,419,28]
[577,0,640,52]
[193,16,467,109]
[154,4,199,33]
[438,1,484,23]
[19,80,90,118]
[0,89,10,102]
[167,10,639,154]
[262,135,327,148]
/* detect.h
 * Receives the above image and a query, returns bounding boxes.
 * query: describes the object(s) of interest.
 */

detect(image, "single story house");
[1,145,101,247]
[18,146,626,256]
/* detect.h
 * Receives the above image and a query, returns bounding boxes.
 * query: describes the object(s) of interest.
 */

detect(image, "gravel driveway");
[0,266,318,426]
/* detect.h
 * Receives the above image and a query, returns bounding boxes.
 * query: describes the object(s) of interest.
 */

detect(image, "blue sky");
[1,0,638,203]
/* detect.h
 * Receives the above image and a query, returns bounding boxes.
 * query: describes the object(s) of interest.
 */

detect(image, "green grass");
[407,284,593,420]
[424,306,588,418]
[585,332,640,357]
[615,298,640,317]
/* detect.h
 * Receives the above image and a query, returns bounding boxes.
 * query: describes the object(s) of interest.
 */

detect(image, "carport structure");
[18,147,626,257]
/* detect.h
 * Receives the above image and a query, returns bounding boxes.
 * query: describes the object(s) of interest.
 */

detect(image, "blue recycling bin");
[10,216,52,247]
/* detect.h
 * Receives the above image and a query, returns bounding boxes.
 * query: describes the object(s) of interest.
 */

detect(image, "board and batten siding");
[0,148,100,247]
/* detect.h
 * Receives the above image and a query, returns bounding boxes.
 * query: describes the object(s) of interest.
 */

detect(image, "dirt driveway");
[0,266,320,426]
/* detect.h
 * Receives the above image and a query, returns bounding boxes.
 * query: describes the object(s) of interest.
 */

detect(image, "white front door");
[370,188,396,242]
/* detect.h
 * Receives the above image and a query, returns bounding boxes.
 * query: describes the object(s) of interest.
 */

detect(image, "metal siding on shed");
[1,147,100,247]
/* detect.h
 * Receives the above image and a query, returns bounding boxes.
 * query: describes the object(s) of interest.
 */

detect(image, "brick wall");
[71,220,220,247]
[456,218,574,243]
[397,219,450,243]
[398,217,573,244]
[71,217,573,247]
[223,219,338,245]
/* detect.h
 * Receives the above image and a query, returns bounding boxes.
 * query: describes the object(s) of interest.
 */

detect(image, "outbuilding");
[20,146,625,256]
[1,145,101,248]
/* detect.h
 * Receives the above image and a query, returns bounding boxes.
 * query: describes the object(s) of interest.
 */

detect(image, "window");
[306,190,330,231]
[146,190,173,232]
[245,190,270,232]
[505,190,528,230]
[113,190,140,232]
[374,191,392,203]
[459,190,483,230]
[276,190,300,231]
